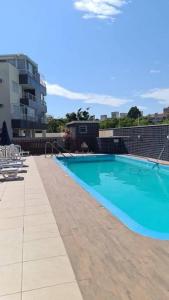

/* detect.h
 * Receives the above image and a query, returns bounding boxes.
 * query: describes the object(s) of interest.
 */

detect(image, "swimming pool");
[55,155,169,240]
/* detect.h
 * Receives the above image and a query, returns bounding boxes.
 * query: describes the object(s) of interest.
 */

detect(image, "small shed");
[66,121,99,152]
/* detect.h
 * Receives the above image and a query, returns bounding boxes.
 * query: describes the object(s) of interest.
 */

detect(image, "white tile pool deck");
[0,157,83,300]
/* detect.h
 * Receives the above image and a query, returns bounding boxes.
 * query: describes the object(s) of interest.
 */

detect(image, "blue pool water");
[56,155,169,239]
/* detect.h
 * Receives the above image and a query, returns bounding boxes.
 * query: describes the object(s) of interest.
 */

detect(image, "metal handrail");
[148,135,169,167]
[45,141,73,158]
[45,142,53,158]
[52,141,74,157]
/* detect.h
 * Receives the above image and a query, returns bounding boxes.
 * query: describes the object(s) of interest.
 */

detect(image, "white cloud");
[46,82,131,107]
[150,69,161,74]
[73,0,129,21]
[141,88,169,105]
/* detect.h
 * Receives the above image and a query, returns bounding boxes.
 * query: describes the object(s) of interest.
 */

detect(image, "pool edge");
[55,154,169,241]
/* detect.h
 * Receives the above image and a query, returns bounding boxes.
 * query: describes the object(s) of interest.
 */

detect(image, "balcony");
[40,100,47,113]
[20,98,29,106]
[20,93,36,107]
[20,93,47,112]
[19,70,46,95]
[11,106,47,130]
[12,119,47,130]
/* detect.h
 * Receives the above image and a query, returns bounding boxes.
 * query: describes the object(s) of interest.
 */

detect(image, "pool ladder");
[148,135,169,167]
[45,141,74,158]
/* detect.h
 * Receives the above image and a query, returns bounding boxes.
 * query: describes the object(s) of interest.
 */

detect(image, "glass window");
[17,59,25,70]
[79,125,87,134]
[28,62,33,74]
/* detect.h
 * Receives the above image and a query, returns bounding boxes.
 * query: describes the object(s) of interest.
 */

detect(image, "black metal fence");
[12,137,64,155]
[98,125,169,161]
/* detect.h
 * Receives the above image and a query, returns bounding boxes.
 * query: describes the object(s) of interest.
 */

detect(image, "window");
[28,62,33,74]
[79,125,87,134]
[17,59,25,70]
[0,78,3,84]
[114,139,119,144]
[41,93,44,101]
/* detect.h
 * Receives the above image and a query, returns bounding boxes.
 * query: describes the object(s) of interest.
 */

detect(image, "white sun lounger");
[0,167,20,179]
[0,161,23,168]
[0,157,24,166]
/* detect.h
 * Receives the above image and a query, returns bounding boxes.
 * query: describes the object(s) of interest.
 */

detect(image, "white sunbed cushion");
[0,168,19,173]
[1,163,22,166]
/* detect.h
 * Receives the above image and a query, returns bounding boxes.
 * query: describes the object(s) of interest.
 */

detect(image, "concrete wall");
[99,129,114,138]
[35,132,64,138]
[98,125,169,161]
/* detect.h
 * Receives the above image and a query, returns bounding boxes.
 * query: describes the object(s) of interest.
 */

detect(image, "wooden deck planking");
[35,156,169,300]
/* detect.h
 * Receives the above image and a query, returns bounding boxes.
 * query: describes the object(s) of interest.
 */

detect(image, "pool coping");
[55,154,169,240]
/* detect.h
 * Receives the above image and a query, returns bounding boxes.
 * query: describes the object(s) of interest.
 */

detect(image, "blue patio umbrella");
[1,121,11,145]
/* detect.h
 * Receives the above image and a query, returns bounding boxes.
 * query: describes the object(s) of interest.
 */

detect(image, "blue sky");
[1,0,169,118]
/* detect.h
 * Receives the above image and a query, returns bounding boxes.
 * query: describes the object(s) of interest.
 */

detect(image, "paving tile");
[0,293,21,299]
[24,199,49,207]
[23,237,66,261]
[0,217,23,231]
[22,256,75,291]
[24,213,56,228]
[0,208,24,219]
[22,282,83,300]
[23,223,60,242]
[25,192,47,198]
[0,240,22,266]
[0,200,24,209]
[0,228,23,244]
[0,263,22,296]
[25,193,45,198]
[24,205,51,216]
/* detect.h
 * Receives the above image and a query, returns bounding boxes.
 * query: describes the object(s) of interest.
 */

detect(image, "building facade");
[119,113,127,118]
[100,115,107,121]
[0,54,47,138]
[163,107,169,117]
[66,121,99,152]
[111,112,119,119]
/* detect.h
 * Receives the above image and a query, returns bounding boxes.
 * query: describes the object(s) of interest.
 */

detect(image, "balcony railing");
[23,92,36,101]
[19,69,40,81]
[11,104,36,121]
[19,69,46,88]
[11,104,47,124]
[21,93,47,111]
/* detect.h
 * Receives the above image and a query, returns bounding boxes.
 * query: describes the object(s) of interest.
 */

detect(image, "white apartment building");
[0,54,47,138]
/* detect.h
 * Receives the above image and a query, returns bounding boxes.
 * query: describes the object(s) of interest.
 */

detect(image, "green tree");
[133,117,151,126]
[47,115,66,132]
[160,118,169,125]
[127,106,142,119]
[66,108,94,122]
[100,118,119,129]
[65,112,77,122]
[119,117,135,127]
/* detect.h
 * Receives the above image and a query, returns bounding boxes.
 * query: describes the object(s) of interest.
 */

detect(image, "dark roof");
[66,121,99,126]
